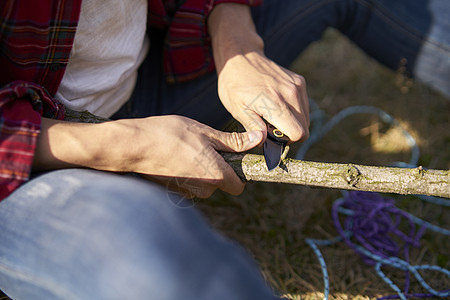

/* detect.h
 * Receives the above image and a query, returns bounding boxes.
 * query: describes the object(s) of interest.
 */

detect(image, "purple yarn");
[332,191,425,265]
[332,191,427,297]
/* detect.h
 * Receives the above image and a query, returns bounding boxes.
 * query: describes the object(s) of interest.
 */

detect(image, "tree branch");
[221,152,450,198]
[64,109,450,198]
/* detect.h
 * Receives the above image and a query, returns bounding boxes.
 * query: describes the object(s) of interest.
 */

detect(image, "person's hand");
[34,116,262,199]
[208,4,309,143]
[217,51,310,143]
[114,115,263,198]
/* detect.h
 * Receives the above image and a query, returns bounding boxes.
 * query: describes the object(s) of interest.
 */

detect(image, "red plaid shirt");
[0,0,262,200]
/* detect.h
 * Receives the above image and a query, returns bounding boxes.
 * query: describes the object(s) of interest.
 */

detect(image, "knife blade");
[263,123,290,171]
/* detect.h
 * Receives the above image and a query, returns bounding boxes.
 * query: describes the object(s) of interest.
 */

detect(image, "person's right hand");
[34,116,262,199]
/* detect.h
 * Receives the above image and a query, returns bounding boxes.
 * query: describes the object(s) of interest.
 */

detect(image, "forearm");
[208,3,264,74]
[32,118,131,172]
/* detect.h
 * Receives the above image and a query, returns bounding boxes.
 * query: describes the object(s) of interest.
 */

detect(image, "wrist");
[208,3,264,73]
[90,118,144,172]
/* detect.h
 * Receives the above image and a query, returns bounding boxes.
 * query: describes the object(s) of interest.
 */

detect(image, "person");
[0,0,448,299]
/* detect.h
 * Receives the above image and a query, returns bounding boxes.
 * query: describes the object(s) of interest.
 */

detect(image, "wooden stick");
[221,152,450,198]
[64,108,450,198]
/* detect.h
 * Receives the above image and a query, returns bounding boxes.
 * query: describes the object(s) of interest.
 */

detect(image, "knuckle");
[284,85,299,100]
[291,75,302,86]
[293,75,307,91]
[289,126,306,142]
[297,75,306,86]
[290,131,302,142]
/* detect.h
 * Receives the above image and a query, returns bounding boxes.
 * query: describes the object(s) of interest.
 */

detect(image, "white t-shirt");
[55,0,149,118]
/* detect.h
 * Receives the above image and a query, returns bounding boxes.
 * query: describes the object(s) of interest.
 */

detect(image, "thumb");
[234,110,267,147]
[211,130,263,153]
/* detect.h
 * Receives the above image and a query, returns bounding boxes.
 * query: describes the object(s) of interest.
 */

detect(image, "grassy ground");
[0,29,448,300]
[196,29,449,299]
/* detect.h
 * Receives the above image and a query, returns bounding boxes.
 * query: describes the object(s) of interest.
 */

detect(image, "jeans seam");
[0,260,80,300]
[263,0,339,45]
[355,0,450,54]
[263,0,449,57]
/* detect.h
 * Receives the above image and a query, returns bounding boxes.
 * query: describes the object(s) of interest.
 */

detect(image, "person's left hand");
[217,51,310,144]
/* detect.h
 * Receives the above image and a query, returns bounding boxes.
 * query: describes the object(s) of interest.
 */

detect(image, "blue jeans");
[1,1,448,299]
[0,170,278,299]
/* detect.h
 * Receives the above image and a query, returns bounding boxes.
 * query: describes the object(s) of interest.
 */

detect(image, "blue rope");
[306,207,450,299]
[305,238,332,300]
[414,194,450,207]
[296,104,420,166]
[301,99,449,299]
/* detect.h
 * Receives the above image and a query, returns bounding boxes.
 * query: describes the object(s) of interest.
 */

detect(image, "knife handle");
[266,123,290,144]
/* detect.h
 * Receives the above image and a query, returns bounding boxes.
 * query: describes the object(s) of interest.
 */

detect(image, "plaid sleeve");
[163,0,263,83]
[0,81,65,201]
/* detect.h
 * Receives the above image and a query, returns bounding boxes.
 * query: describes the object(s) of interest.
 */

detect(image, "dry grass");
[196,29,450,299]
[1,29,448,300]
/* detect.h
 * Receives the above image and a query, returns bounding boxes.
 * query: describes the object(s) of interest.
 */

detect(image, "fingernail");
[248,131,261,144]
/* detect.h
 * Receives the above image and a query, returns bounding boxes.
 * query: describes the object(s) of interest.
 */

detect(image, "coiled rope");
[298,100,450,299]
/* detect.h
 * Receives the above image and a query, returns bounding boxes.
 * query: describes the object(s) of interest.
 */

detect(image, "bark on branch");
[64,109,450,198]
[221,152,450,198]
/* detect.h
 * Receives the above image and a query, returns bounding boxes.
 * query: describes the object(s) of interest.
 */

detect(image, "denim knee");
[0,169,276,300]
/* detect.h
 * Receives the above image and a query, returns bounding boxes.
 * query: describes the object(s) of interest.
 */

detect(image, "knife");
[263,123,290,171]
